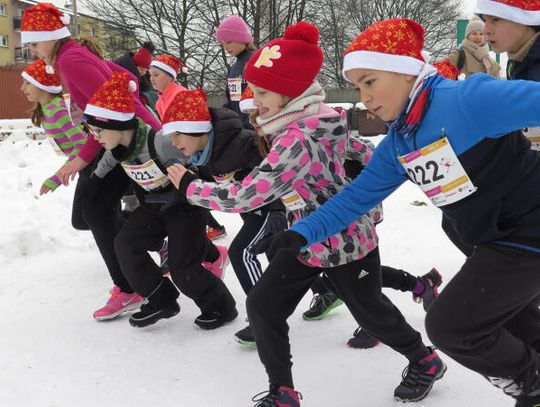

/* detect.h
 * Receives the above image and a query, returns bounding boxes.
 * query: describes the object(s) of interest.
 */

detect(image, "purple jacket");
[55,40,161,163]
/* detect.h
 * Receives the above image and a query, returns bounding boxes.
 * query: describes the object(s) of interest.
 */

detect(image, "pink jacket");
[155,82,187,120]
[55,40,161,163]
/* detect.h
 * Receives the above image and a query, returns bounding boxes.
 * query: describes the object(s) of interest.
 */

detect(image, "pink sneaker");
[93,286,144,321]
[202,245,229,280]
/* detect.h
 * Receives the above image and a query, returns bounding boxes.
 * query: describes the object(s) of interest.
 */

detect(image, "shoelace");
[251,390,277,407]
[399,362,432,389]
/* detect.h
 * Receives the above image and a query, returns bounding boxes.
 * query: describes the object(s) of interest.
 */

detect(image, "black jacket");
[113,52,152,94]
[507,35,540,81]
[224,49,254,129]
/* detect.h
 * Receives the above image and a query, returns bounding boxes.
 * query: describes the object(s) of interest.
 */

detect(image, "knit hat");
[21,59,62,93]
[216,15,253,44]
[342,18,427,80]
[474,0,540,25]
[84,72,138,130]
[150,54,187,79]
[239,86,255,112]
[21,3,71,44]
[465,16,485,38]
[244,21,323,98]
[162,89,212,135]
[132,41,155,70]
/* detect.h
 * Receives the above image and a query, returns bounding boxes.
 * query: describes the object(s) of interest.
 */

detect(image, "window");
[0,4,6,16]
[0,34,8,47]
[90,26,96,36]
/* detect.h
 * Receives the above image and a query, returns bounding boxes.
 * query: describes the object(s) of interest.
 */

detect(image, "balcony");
[15,47,34,64]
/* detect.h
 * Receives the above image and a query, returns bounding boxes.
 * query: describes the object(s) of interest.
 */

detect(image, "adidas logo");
[358,270,369,279]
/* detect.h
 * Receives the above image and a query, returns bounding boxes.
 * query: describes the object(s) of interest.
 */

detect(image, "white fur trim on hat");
[21,26,71,44]
[162,121,212,135]
[150,60,177,79]
[342,50,425,81]
[21,71,62,94]
[474,0,540,25]
[239,98,255,112]
[84,104,135,121]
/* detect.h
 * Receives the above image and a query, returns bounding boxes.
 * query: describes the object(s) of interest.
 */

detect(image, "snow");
[0,132,511,407]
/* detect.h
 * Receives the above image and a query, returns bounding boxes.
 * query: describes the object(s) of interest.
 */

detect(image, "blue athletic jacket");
[291,74,540,252]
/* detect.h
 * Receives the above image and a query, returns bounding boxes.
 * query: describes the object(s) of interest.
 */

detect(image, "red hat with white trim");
[20,3,71,44]
[342,18,427,80]
[84,72,139,130]
[162,89,212,135]
[22,59,62,94]
[474,0,540,25]
[150,55,188,79]
[239,86,255,112]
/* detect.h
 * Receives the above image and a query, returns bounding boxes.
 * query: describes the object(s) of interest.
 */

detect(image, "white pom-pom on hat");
[420,50,431,63]
[182,66,188,74]
[59,14,71,26]
[128,80,137,93]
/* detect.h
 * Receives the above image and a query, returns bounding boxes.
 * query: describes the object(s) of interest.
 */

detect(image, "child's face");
[221,41,247,57]
[467,29,486,46]
[347,68,415,122]
[88,125,123,150]
[251,84,290,120]
[28,40,56,62]
[483,15,535,53]
[20,79,46,103]
[149,67,174,93]
[171,132,208,156]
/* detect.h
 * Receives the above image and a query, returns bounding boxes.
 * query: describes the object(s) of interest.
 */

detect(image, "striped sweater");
[41,96,86,190]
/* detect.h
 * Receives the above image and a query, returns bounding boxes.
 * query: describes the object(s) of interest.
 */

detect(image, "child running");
[85,72,237,329]
[20,59,86,196]
[261,17,540,407]
[167,21,446,405]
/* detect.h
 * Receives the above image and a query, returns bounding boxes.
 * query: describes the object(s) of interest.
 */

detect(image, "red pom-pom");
[284,21,319,45]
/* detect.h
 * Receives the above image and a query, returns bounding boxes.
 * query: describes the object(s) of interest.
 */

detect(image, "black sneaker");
[515,393,540,407]
[347,327,380,349]
[129,277,180,328]
[302,292,343,321]
[235,325,256,346]
[394,347,447,402]
[195,307,238,330]
[252,385,301,406]
[129,301,180,327]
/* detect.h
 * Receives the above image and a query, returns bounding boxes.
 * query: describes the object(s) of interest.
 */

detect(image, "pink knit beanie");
[216,15,253,44]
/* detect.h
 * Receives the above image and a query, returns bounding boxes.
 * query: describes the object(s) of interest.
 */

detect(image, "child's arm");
[168,128,310,213]
[344,134,374,166]
[459,75,540,136]
[290,135,406,248]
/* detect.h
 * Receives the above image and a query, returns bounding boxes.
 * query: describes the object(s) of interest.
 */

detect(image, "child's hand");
[57,157,88,186]
[167,164,189,189]
[39,184,52,195]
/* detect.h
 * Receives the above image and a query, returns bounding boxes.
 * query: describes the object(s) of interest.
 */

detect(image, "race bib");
[228,77,242,102]
[121,159,170,191]
[523,127,540,151]
[48,136,65,156]
[398,137,477,207]
[280,190,307,211]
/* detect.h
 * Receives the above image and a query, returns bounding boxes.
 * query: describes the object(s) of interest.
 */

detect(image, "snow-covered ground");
[0,133,511,406]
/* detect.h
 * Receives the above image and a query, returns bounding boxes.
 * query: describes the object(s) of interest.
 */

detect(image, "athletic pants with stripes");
[229,207,271,295]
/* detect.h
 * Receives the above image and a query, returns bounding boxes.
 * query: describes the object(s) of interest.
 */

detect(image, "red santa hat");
[20,3,71,44]
[239,86,255,112]
[474,0,540,25]
[150,55,188,79]
[84,72,138,130]
[342,18,427,80]
[244,21,323,98]
[22,59,62,94]
[162,89,212,135]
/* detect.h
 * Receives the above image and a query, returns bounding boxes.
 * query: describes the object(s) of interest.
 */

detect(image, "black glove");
[264,210,288,236]
[145,189,186,212]
[251,230,307,260]
[177,170,198,194]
